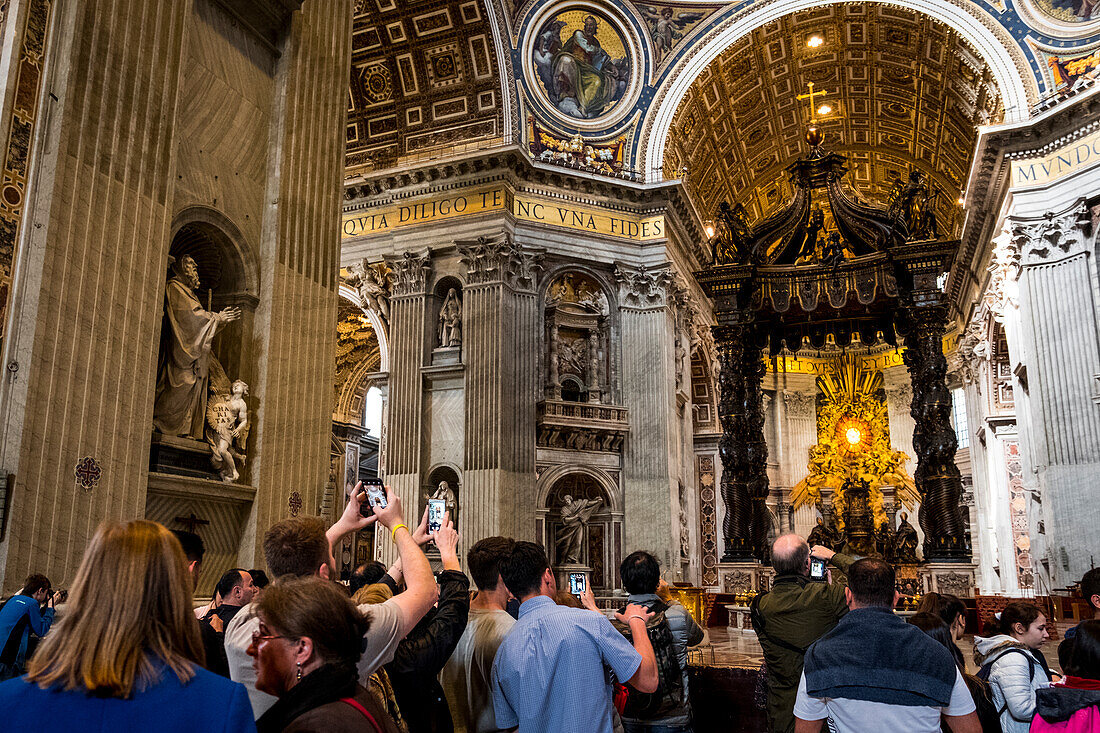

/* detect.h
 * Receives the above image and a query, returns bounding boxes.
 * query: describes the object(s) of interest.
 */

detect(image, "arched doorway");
[539,470,621,591]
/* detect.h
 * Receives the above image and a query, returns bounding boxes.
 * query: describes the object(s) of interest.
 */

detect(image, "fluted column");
[376,251,431,564]
[458,235,542,548]
[779,380,818,538]
[1012,200,1100,588]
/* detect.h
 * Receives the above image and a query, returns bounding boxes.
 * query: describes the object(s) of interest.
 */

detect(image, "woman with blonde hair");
[0,520,253,731]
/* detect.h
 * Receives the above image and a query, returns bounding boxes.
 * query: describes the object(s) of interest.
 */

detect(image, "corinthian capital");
[1010,200,1092,266]
[613,263,673,309]
[384,250,432,297]
[457,233,544,291]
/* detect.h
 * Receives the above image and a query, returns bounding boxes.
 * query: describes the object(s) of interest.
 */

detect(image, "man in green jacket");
[753,534,854,733]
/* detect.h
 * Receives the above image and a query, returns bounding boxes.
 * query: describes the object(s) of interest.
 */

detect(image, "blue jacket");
[0,595,53,669]
[0,662,255,732]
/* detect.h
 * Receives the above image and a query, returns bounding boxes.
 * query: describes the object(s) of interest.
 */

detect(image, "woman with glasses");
[0,520,254,731]
[249,576,400,733]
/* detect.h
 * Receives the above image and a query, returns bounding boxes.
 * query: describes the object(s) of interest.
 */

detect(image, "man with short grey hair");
[751,534,854,733]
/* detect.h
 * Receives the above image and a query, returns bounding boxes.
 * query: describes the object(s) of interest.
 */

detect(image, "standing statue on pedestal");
[153,255,241,438]
[206,380,250,483]
[895,511,920,563]
[875,520,897,562]
[438,288,462,347]
[430,480,459,528]
[555,494,603,564]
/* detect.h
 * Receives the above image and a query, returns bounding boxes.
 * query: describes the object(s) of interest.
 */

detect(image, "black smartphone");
[569,572,586,596]
[428,498,446,534]
[359,477,387,517]
[810,557,827,581]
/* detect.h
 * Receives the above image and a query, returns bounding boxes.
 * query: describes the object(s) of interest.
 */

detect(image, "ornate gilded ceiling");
[662,5,1003,231]
[346,0,507,175]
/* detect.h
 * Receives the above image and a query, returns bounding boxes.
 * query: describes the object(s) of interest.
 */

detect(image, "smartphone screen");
[810,557,827,580]
[359,478,386,517]
[569,572,586,595]
[428,498,446,534]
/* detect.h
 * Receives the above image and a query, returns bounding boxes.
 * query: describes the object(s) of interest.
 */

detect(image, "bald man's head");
[772,533,810,576]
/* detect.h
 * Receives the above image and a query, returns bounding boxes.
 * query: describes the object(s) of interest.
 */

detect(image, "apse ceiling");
[346,0,505,175]
[663,4,1003,234]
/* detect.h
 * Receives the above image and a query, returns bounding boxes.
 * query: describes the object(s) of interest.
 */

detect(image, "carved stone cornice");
[456,233,544,292]
[1010,200,1093,266]
[953,87,1100,312]
[384,250,432,298]
[613,263,673,310]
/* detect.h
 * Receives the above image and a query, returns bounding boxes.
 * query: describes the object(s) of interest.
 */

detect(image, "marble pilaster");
[1012,200,1100,589]
[375,250,431,564]
[615,263,679,568]
[457,235,542,550]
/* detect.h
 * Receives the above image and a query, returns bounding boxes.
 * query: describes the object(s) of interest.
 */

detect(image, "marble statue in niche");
[206,380,250,483]
[430,480,459,528]
[556,494,603,564]
[532,11,630,120]
[438,288,462,347]
[153,254,241,439]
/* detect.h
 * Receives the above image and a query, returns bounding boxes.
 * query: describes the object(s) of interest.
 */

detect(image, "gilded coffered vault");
[663,5,1003,227]
[347,0,509,173]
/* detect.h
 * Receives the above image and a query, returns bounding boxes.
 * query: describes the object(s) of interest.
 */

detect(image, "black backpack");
[615,600,685,719]
[962,674,1004,733]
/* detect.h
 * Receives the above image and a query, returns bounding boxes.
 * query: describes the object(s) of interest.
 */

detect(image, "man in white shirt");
[793,558,981,733]
[225,482,438,718]
[441,536,517,733]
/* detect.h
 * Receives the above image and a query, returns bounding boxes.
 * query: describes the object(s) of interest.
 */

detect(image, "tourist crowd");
[0,482,1096,733]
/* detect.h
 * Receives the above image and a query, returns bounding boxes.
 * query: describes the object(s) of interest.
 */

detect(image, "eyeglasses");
[251,629,294,646]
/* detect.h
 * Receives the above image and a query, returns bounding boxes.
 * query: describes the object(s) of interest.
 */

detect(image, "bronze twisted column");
[716,322,770,560]
[901,301,970,561]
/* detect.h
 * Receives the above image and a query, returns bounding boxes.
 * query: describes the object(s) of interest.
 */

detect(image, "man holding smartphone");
[491,542,659,733]
[751,536,854,733]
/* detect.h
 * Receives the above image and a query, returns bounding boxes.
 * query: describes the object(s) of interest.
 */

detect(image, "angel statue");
[347,261,390,329]
[640,6,705,63]
[206,379,250,483]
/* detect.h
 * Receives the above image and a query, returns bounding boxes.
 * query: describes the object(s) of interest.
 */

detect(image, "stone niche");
[537,469,623,591]
[147,212,259,594]
[149,215,259,483]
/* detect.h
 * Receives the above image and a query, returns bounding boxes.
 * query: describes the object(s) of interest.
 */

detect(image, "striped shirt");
[491,595,641,733]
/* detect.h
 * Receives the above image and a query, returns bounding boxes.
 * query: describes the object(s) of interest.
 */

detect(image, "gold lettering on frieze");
[341,185,666,242]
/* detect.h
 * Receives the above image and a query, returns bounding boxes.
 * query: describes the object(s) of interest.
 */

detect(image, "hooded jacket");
[1032,681,1100,732]
[973,634,1051,733]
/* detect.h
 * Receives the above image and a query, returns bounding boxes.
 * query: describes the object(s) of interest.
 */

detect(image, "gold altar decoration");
[791,353,917,531]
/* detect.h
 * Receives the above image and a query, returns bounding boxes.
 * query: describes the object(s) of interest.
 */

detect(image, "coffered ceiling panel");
[663,4,1003,234]
[347,0,504,175]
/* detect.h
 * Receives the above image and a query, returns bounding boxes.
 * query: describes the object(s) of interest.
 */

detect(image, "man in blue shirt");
[491,541,658,733]
[0,574,57,681]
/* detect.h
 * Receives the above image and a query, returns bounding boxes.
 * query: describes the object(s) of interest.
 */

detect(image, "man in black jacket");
[199,568,256,677]
[385,514,470,733]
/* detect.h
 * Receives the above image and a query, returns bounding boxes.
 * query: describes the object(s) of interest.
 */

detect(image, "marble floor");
[693,626,1061,673]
